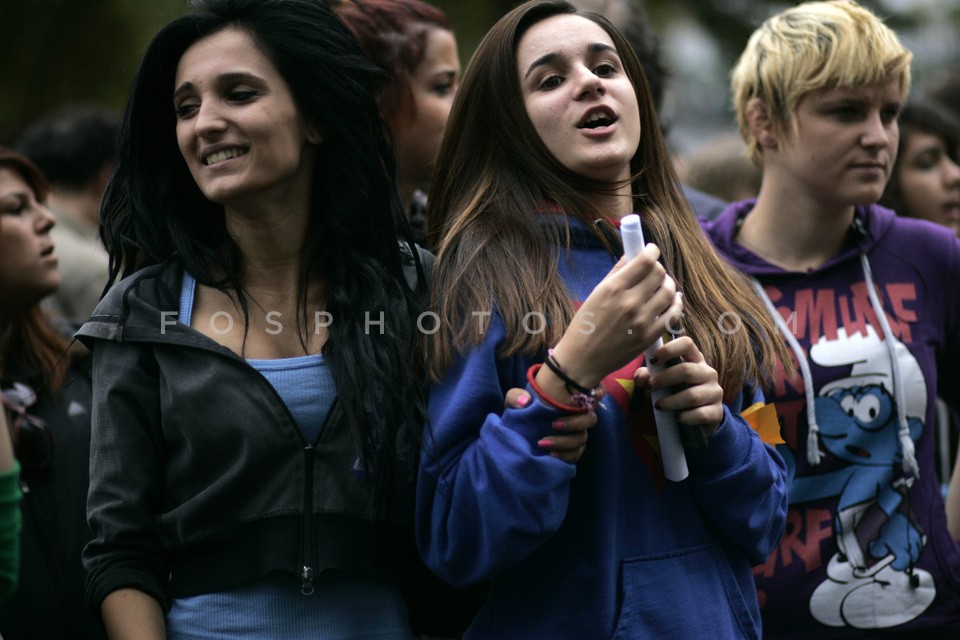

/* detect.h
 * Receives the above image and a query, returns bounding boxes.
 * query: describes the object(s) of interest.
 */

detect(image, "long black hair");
[101,0,425,502]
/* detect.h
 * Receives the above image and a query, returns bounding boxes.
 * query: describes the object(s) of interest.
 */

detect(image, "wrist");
[548,342,602,390]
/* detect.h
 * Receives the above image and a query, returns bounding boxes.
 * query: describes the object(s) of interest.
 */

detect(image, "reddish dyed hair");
[0,147,69,391]
[332,0,451,125]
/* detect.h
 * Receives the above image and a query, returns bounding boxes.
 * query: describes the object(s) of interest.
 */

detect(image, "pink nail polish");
[517,394,531,408]
[552,419,564,429]
[537,438,552,448]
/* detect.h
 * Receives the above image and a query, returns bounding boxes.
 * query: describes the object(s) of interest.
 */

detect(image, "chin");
[38,278,61,302]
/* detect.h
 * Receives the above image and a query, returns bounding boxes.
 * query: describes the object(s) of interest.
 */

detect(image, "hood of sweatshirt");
[703,199,899,279]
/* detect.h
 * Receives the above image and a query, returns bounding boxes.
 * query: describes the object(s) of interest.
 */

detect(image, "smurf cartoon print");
[784,326,935,629]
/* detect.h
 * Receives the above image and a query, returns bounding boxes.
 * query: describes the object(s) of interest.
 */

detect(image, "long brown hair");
[426,0,790,392]
[0,148,70,391]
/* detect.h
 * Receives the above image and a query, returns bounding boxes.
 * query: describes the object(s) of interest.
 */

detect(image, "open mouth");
[578,109,617,129]
[845,445,871,458]
[203,147,249,166]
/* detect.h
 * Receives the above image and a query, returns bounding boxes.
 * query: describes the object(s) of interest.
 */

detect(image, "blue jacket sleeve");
[416,316,577,587]
[685,386,788,565]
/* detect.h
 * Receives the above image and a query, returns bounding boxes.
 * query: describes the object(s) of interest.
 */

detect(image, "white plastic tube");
[620,214,689,481]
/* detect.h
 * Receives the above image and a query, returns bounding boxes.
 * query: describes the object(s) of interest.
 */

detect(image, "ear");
[745,98,779,151]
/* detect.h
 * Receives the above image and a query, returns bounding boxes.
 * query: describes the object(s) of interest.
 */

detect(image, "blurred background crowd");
[3,0,958,158]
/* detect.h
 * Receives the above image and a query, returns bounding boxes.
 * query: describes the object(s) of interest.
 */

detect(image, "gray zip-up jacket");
[77,251,443,621]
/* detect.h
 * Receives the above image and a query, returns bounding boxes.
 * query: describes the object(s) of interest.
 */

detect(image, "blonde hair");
[731,0,912,165]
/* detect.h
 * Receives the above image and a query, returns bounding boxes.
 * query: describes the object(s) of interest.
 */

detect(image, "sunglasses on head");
[2,382,53,473]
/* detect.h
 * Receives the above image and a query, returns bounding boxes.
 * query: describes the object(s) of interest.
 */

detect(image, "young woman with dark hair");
[332,0,459,243]
[0,147,103,638]
[78,0,458,637]
[880,98,960,235]
[415,1,791,637]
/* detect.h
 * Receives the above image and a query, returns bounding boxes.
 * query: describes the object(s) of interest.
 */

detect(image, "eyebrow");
[523,42,618,80]
[173,71,264,100]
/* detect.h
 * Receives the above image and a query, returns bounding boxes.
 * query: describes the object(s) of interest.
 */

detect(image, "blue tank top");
[167,272,409,639]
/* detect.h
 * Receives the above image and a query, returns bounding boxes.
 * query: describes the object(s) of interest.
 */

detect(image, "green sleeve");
[0,461,22,601]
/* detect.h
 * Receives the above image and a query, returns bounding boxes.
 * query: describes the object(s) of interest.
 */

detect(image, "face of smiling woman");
[516,14,640,185]
[173,28,319,213]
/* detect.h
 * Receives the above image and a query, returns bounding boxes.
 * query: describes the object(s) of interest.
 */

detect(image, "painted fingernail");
[537,438,553,448]
[552,419,565,429]
[649,354,659,365]
[517,394,531,408]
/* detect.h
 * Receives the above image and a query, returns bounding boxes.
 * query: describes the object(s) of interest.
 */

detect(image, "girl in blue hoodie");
[416,1,791,637]
[705,1,960,637]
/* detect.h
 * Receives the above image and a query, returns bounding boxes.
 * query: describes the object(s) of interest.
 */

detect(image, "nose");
[34,204,56,234]
[944,156,960,188]
[860,111,893,149]
[574,66,604,100]
[194,100,227,137]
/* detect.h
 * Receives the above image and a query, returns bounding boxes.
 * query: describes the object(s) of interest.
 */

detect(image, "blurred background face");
[392,27,459,198]
[0,167,59,310]
[895,127,960,235]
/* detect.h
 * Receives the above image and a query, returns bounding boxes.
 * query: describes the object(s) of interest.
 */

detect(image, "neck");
[738,179,857,272]
[223,203,314,298]
[588,182,635,219]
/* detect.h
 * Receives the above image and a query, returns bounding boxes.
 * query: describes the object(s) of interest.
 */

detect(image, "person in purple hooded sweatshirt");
[704,1,960,637]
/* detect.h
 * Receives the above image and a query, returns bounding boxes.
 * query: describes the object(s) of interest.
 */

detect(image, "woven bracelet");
[526,364,590,414]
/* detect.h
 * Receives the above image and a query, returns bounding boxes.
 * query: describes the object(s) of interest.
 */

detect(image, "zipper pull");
[301,565,314,595]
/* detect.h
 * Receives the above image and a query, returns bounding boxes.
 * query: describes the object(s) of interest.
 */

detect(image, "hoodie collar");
[705,199,899,278]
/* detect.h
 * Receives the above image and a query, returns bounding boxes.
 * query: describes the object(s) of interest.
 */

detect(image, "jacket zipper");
[301,442,316,595]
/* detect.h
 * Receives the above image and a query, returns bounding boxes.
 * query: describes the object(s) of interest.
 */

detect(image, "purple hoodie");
[706,200,960,638]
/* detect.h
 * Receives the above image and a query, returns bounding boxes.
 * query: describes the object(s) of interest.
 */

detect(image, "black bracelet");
[544,350,593,395]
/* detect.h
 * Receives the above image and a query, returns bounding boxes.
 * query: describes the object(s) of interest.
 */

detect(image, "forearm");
[688,408,788,562]
[0,408,14,473]
[102,588,165,640]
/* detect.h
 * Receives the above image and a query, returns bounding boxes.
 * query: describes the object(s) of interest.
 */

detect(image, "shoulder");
[868,207,960,263]
[867,204,949,242]
[77,260,183,345]
[399,241,435,288]
[683,185,727,221]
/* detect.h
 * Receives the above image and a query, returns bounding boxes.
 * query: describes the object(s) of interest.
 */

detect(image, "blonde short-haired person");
[704,0,960,636]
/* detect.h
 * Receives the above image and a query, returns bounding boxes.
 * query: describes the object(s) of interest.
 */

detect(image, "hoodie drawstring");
[751,279,824,465]
[750,250,919,479]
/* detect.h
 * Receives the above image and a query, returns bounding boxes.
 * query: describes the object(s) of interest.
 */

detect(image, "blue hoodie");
[417,216,787,639]
[705,201,960,638]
